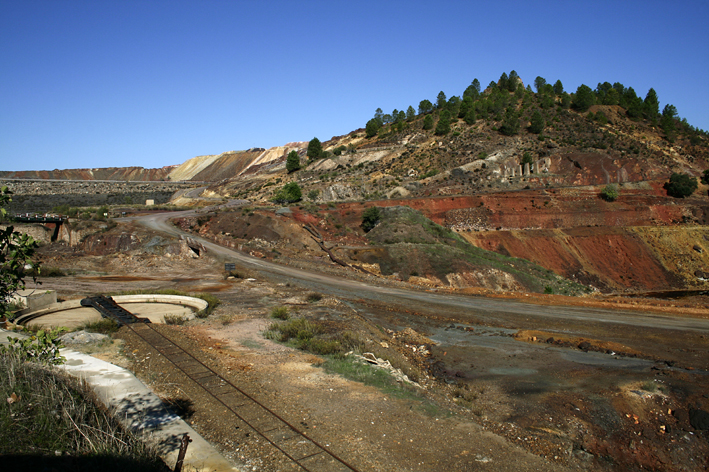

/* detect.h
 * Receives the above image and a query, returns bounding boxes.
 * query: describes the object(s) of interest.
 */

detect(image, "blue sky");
[1,0,708,172]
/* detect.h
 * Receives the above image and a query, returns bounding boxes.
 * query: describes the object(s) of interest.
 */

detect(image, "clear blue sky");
[1,0,708,172]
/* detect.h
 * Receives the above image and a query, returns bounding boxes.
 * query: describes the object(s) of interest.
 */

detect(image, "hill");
[5,71,709,295]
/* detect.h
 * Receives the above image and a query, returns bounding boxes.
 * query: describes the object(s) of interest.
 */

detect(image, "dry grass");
[0,352,168,470]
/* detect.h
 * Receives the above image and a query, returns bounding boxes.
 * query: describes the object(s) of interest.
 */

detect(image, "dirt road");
[137,208,709,336]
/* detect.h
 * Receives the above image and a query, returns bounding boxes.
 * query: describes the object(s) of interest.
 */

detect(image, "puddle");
[560,350,653,370]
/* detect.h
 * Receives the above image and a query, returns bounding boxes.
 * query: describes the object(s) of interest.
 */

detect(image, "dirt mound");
[347,206,587,294]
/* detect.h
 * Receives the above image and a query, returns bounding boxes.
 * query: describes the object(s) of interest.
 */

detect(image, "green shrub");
[164,314,187,325]
[270,306,290,320]
[271,182,302,204]
[81,318,120,334]
[307,338,341,355]
[0,328,65,365]
[361,206,382,232]
[600,184,619,202]
[544,286,554,294]
[306,292,323,303]
[665,172,698,198]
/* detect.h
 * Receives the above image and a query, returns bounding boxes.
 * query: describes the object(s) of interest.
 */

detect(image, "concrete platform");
[15,294,207,329]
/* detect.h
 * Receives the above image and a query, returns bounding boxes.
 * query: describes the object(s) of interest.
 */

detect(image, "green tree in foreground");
[307,137,322,160]
[361,206,382,233]
[1,187,39,319]
[272,182,302,204]
[286,150,301,173]
[665,173,697,198]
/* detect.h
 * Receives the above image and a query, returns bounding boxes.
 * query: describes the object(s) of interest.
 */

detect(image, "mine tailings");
[318,184,709,293]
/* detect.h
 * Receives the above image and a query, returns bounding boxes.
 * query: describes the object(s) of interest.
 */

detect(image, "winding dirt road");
[136,208,709,336]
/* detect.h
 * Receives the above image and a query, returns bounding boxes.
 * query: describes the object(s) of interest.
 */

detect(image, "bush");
[701,169,709,185]
[0,329,65,365]
[665,172,698,198]
[164,314,187,325]
[361,206,381,232]
[600,184,619,202]
[306,292,323,303]
[272,182,302,204]
[81,318,120,334]
[270,306,290,320]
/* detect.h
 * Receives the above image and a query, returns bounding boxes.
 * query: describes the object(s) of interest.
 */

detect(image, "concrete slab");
[60,349,244,471]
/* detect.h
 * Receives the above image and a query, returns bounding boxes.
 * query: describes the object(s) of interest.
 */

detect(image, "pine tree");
[436,91,447,109]
[435,110,451,135]
[529,110,545,134]
[285,150,301,173]
[572,84,595,112]
[307,137,322,160]
[553,80,564,95]
[644,88,660,122]
[534,76,547,93]
[406,106,416,121]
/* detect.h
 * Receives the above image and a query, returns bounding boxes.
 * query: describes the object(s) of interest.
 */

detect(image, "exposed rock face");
[322,183,361,202]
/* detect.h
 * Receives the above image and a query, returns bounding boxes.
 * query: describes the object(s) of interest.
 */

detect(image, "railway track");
[127,322,360,472]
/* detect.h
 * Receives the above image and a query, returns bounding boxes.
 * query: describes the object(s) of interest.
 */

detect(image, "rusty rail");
[127,323,360,472]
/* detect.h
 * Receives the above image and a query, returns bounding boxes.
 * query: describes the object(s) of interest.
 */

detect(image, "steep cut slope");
[167,154,223,181]
[460,226,709,292]
[189,149,265,182]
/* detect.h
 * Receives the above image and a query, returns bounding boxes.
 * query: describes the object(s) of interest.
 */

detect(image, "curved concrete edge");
[60,348,244,472]
[113,294,209,311]
[14,294,208,326]
[14,299,85,324]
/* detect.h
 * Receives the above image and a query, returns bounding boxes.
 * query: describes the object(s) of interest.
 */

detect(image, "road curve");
[134,209,709,334]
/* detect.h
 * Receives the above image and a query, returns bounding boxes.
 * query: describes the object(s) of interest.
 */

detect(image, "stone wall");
[1,179,196,213]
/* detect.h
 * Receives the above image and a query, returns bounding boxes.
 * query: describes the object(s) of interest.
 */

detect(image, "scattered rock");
[59,330,109,345]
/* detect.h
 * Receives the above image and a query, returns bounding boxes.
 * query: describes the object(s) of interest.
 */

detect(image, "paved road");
[132,207,709,335]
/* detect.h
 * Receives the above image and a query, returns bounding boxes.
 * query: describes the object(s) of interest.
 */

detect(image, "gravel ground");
[32,228,709,472]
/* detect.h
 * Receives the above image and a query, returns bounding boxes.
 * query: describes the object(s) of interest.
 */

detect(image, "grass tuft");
[0,353,168,470]
[81,318,120,334]
[270,306,290,320]
[163,314,187,325]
